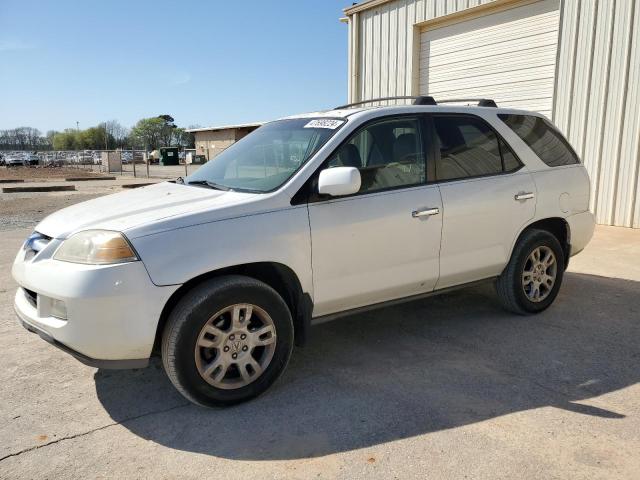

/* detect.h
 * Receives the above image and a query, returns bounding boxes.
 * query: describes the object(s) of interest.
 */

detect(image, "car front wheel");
[161,275,294,407]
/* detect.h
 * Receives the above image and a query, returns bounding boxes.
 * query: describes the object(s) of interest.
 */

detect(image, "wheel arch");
[510,217,571,269]
[152,262,312,354]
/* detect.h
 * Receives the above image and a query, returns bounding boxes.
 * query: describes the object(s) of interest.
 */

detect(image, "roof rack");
[436,98,498,107]
[334,96,498,110]
[335,95,437,109]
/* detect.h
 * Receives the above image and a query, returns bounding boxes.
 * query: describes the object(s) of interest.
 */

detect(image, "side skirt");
[310,278,497,325]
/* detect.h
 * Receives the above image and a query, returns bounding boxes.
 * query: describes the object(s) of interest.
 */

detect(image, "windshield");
[186,118,345,192]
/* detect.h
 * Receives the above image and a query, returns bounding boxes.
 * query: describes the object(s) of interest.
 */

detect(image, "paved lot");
[0,193,639,479]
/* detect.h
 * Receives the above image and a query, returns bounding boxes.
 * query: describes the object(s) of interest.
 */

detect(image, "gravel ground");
[1,193,639,479]
[0,193,103,231]
[0,177,164,231]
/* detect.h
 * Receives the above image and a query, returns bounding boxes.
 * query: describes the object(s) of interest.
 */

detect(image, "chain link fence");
[1,149,203,179]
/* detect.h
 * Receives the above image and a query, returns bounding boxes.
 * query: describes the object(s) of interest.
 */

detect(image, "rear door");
[430,114,537,289]
[308,115,443,317]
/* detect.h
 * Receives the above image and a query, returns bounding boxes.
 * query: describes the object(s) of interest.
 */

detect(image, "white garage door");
[419,0,560,118]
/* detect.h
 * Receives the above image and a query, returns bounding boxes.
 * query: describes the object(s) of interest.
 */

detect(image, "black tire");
[496,228,565,315]
[161,275,294,407]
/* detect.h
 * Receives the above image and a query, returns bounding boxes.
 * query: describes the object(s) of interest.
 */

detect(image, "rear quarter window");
[498,114,580,167]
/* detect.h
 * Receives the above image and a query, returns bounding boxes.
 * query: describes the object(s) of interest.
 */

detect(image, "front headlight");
[53,230,139,265]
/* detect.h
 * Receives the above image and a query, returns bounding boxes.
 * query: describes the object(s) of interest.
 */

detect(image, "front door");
[307,115,443,317]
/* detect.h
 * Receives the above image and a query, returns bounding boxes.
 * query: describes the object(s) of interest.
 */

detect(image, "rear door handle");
[412,207,440,218]
[514,192,535,201]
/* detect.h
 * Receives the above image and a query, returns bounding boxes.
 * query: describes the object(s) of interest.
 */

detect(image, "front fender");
[129,207,313,296]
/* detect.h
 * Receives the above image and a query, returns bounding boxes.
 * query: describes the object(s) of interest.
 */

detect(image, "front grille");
[23,288,37,308]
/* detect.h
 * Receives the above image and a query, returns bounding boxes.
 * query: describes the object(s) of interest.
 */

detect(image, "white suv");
[12,97,595,407]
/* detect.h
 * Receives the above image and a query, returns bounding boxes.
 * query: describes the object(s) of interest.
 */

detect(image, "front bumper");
[12,247,179,368]
[16,309,148,369]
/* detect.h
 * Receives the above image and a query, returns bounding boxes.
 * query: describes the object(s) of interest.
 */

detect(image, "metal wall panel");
[623,1,640,228]
[347,0,640,227]
[595,0,633,224]
[554,0,640,227]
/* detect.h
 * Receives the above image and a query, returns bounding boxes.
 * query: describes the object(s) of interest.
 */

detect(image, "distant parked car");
[6,155,26,167]
[120,151,132,164]
[45,156,64,167]
[26,154,40,166]
[74,152,93,165]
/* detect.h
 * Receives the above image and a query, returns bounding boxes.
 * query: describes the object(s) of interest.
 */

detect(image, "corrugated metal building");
[343,0,640,227]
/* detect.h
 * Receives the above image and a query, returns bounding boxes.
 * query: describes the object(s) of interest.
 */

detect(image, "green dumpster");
[160,147,180,166]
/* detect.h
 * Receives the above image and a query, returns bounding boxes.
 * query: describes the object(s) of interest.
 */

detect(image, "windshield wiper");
[175,176,185,184]
[187,180,232,191]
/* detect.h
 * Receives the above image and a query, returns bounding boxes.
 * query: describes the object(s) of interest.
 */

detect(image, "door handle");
[514,192,535,201]
[412,207,440,218]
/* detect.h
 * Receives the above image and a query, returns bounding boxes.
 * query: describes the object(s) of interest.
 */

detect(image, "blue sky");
[0,0,349,132]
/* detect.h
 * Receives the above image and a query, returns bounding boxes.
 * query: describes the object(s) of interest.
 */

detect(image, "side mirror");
[318,167,361,196]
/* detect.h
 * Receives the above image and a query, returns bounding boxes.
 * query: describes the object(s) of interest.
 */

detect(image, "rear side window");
[432,115,521,181]
[498,114,580,167]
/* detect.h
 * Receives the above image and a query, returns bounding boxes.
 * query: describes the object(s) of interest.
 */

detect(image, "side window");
[498,114,580,167]
[433,116,504,181]
[327,117,426,193]
[501,138,521,172]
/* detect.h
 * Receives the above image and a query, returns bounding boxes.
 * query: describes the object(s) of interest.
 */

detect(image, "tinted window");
[327,117,425,193]
[499,114,580,167]
[433,116,504,181]
[501,138,521,172]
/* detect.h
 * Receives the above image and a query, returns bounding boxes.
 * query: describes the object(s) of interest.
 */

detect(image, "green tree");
[45,130,58,148]
[52,129,80,150]
[79,126,114,150]
[158,114,177,147]
[130,117,166,150]
[98,120,128,149]
[129,115,185,150]
[173,127,195,148]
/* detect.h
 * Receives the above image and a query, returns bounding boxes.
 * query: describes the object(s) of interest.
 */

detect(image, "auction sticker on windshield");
[304,119,344,129]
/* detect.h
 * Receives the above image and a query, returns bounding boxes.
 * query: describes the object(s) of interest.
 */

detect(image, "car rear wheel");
[496,228,565,315]
[161,275,294,407]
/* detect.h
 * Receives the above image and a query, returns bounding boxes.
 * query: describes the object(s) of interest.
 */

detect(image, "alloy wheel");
[522,246,557,303]
[194,304,277,389]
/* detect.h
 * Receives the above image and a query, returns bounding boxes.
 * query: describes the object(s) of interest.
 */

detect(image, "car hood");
[35,181,260,239]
